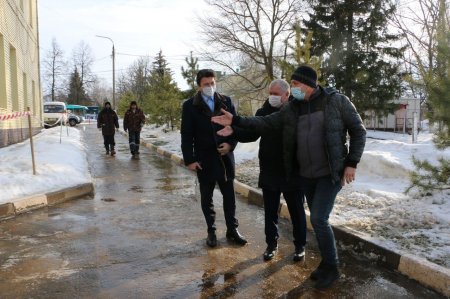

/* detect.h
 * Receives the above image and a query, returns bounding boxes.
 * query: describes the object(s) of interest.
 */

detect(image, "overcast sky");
[38,0,211,90]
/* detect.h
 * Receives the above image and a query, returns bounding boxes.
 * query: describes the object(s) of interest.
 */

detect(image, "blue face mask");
[291,88,305,101]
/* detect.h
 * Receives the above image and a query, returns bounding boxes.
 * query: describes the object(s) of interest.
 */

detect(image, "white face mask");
[202,86,215,97]
[268,95,283,108]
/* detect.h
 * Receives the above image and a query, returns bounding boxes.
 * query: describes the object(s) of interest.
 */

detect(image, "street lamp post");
[96,35,115,108]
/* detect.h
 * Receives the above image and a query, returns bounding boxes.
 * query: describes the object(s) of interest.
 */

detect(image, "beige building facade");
[0,0,42,147]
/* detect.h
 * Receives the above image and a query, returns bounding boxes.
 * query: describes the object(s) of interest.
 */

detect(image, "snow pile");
[0,126,91,203]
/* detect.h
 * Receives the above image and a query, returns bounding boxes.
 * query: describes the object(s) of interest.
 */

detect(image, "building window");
[9,45,19,112]
[0,34,6,110]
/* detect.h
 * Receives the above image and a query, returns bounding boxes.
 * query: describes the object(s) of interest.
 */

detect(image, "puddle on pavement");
[101,198,116,202]
[48,213,87,221]
[128,185,144,193]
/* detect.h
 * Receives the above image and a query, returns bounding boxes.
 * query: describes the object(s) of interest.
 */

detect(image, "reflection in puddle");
[101,198,116,202]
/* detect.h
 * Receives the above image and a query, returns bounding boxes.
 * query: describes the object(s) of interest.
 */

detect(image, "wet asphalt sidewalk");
[0,125,444,298]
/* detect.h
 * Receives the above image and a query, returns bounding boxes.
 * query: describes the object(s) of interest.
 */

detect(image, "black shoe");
[226,229,247,245]
[314,264,340,289]
[106,150,110,155]
[293,247,305,262]
[206,232,217,247]
[110,149,116,156]
[263,243,278,261]
[310,261,326,280]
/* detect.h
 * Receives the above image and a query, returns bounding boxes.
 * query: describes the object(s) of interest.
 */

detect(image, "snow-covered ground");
[139,123,450,268]
[1,121,448,269]
[0,126,91,204]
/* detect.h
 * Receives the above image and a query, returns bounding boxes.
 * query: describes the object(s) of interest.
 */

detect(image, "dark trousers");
[301,175,342,266]
[199,179,238,233]
[103,134,115,151]
[128,131,141,154]
[263,188,307,249]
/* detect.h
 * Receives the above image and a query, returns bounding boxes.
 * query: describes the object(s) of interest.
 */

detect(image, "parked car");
[43,102,67,128]
[68,114,81,127]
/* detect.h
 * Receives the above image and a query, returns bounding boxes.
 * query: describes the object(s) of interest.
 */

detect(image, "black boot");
[310,261,326,280]
[206,231,217,248]
[226,229,247,245]
[110,147,116,156]
[263,243,278,261]
[293,246,305,262]
[314,263,340,289]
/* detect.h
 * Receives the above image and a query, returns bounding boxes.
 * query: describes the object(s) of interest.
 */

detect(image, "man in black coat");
[224,79,306,261]
[97,101,119,156]
[181,69,247,248]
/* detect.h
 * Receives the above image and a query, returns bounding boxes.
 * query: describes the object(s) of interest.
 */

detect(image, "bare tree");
[198,0,302,91]
[72,41,97,93]
[392,0,442,97]
[90,79,112,106]
[42,38,66,101]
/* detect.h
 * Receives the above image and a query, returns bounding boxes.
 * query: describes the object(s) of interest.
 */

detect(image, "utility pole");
[96,35,115,108]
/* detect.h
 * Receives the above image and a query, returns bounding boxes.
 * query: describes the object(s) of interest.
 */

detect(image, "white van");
[43,102,67,128]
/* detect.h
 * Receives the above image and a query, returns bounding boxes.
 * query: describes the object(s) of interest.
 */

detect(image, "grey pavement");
[0,125,444,298]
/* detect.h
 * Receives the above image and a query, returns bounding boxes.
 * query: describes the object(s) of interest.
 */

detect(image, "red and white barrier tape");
[0,111,31,121]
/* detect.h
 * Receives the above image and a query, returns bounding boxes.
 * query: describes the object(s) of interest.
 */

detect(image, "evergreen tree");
[304,0,404,117]
[407,0,450,195]
[279,21,322,82]
[146,50,182,130]
[67,67,86,105]
[428,0,450,149]
[181,51,199,98]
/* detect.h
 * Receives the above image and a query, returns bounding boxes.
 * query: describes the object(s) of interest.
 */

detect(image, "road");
[0,125,444,298]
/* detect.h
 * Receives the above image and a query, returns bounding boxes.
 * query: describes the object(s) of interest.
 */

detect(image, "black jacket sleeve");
[233,106,284,133]
[232,107,265,142]
[180,100,196,166]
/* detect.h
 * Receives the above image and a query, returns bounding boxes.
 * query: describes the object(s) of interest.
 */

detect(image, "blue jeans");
[128,131,140,154]
[300,175,341,266]
[263,188,306,250]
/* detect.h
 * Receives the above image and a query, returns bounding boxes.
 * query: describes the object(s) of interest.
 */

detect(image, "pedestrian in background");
[124,101,145,159]
[222,79,307,262]
[97,101,119,156]
[181,69,247,248]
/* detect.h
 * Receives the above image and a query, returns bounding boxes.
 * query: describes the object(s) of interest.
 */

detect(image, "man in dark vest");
[222,79,307,262]
[211,65,366,289]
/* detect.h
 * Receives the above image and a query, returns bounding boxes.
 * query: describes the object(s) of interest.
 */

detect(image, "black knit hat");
[104,101,111,107]
[291,65,318,88]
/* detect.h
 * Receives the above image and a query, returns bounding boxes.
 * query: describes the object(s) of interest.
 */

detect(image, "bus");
[66,104,88,120]
[86,106,100,120]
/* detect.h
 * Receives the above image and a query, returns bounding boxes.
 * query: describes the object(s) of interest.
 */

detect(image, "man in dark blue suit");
[181,69,247,248]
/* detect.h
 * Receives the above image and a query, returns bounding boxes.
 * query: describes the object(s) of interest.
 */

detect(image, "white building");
[364,97,422,133]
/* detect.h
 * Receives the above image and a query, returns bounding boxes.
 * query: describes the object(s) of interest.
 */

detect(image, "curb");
[0,183,94,221]
[140,138,450,297]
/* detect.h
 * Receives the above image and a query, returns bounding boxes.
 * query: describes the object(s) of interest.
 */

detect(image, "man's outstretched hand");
[216,126,234,137]
[211,108,233,126]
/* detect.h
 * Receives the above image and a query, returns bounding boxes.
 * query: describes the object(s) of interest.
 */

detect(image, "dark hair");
[196,69,216,86]
[130,101,137,108]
